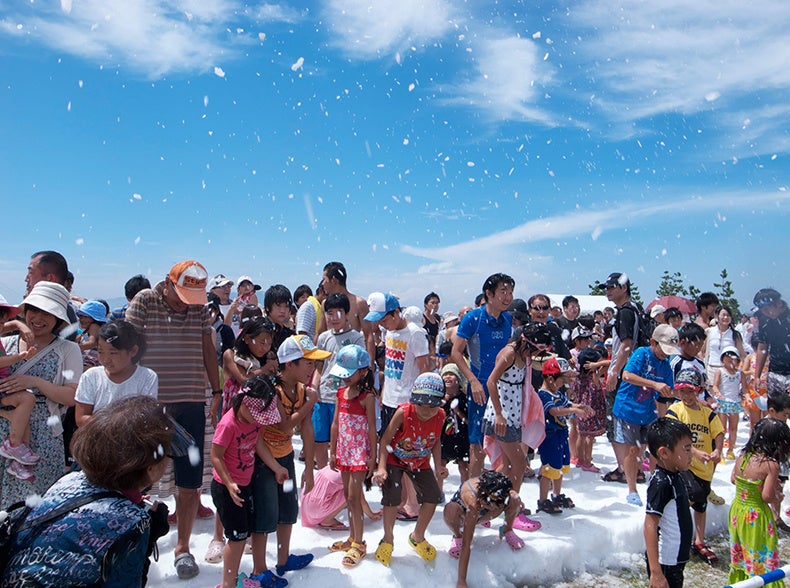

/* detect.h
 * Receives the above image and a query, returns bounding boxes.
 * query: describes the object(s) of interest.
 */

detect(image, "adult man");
[528,294,571,361]
[753,288,790,396]
[126,260,221,580]
[600,272,645,483]
[320,261,374,361]
[555,295,581,347]
[451,273,514,478]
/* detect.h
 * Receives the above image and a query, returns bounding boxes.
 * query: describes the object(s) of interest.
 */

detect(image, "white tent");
[545,294,610,315]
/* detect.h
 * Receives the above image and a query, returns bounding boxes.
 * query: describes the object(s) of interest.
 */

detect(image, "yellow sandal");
[408,534,436,562]
[342,541,366,567]
[328,538,352,552]
[375,540,393,566]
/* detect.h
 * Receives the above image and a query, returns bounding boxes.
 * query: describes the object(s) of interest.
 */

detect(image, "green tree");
[656,271,688,297]
[687,284,701,303]
[714,268,741,320]
[630,284,643,306]
[588,283,605,296]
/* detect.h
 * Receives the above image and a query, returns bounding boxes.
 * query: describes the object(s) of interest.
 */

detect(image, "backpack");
[0,491,118,578]
[621,301,653,349]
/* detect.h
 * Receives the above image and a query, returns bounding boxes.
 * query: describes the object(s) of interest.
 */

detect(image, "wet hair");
[476,470,512,506]
[206,292,222,314]
[240,305,263,327]
[325,292,350,313]
[98,299,111,315]
[293,284,312,303]
[424,292,440,306]
[482,273,515,302]
[71,396,171,491]
[230,374,279,420]
[235,317,275,360]
[323,261,348,287]
[263,284,293,312]
[125,274,151,301]
[741,418,790,464]
[31,250,69,285]
[510,326,530,357]
[678,322,706,343]
[696,292,719,313]
[99,320,147,363]
[577,347,602,373]
[646,417,692,459]
[521,322,553,357]
[767,392,790,414]
[474,293,485,307]
[562,295,579,308]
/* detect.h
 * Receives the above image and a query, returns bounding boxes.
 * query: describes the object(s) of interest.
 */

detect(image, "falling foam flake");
[467,161,475,167]
[75,238,84,246]
[283,479,295,493]
[134,236,141,245]
[187,445,201,466]
[60,0,72,13]
[47,414,62,428]
[403,138,409,145]
[258,32,266,42]
[532,31,541,39]
[133,193,142,200]
[67,101,71,112]
[291,57,304,71]
[661,248,667,256]
[408,83,415,92]
[705,91,720,102]
[203,95,209,107]
[213,66,225,78]
[78,80,83,88]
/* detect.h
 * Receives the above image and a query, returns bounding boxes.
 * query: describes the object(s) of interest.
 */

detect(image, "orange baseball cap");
[168,260,208,305]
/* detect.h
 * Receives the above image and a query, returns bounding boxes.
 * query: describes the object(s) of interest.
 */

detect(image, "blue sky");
[1,1,788,312]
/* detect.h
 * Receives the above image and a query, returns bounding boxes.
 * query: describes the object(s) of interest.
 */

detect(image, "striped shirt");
[126,282,210,404]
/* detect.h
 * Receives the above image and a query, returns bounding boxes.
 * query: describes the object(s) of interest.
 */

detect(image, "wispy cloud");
[0,1,299,78]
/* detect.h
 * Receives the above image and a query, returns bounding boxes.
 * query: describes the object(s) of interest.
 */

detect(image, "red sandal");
[691,542,718,565]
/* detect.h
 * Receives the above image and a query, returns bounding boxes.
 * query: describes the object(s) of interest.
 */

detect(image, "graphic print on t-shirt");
[385,336,408,381]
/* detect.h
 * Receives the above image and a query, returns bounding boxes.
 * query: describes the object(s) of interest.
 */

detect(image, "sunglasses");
[531,305,550,311]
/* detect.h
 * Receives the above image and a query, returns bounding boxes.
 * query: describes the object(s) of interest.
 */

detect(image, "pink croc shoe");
[500,528,525,551]
[448,536,463,559]
[513,512,541,532]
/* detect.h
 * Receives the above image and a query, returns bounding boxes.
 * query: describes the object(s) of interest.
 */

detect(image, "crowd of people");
[1,251,789,588]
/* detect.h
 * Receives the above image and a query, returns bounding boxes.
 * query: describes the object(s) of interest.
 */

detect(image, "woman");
[2,396,179,587]
[0,281,82,504]
[704,305,744,392]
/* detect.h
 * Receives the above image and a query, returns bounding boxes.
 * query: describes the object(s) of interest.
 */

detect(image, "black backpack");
[0,491,118,578]
[621,301,653,349]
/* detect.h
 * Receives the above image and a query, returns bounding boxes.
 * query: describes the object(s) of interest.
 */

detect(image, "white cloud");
[323,0,456,58]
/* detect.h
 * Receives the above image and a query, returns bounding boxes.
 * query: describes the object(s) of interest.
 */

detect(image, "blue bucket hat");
[76,300,108,324]
[329,344,370,379]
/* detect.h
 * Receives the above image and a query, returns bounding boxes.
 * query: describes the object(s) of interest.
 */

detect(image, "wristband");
[212,390,222,397]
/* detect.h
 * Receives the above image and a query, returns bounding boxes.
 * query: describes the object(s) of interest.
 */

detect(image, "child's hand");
[710,449,722,465]
[366,457,377,476]
[228,482,244,507]
[274,466,289,484]
[304,386,318,407]
[372,468,387,486]
[20,345,37,360]
[438,466,449,479]
[329,453,337,471]
[301,468,314,494]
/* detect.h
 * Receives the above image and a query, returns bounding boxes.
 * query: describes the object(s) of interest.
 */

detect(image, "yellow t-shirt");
[666,401,725,481]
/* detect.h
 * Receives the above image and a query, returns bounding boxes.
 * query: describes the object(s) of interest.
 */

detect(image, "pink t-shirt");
[212,408,260,487]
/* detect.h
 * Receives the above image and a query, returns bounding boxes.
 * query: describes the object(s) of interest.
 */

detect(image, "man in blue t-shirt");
[451,273,514,477]
[612,324,679,507]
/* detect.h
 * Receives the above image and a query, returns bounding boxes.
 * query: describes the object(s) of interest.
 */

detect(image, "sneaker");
[250,570,288,588]
[6,460,34,482]
[626,492,642,506]
[275,553,313,576]
[0,439,40,466]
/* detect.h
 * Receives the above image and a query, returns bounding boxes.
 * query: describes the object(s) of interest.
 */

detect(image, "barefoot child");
[728,418,790,586]
[0,297,40,480]
[444,470,526,588]
[74,320,158,426]
[644,418,693,588]
[372,372,447,567]
[328,344,377,567]
[211,375,285,588]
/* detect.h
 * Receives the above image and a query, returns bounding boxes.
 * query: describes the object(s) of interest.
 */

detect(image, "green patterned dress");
[728,453,782,586]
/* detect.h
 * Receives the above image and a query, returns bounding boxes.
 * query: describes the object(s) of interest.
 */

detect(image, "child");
[311,293,365,469]
[328,344,377,567]
[572,347,608,472]
[75,300,108,369]
[0,296,40,481]
[643,418,694,588]
[443,470,526,588]
[765,392,790,533]
[665,368,724,565]
[713,346,747,460]
[211,376,285,588]
[728,418,790,586]
[612,324,679,506]
[669,324,711,409]
[742,348,769,432]
[483,327,531,491]
[249,334,330,587]
[74,320,158,426]
[440,363,470,493]
[536,357,592,514]
[372,372,447,567]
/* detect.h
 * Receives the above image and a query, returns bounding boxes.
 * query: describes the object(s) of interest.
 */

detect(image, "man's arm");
[607,337,633,392]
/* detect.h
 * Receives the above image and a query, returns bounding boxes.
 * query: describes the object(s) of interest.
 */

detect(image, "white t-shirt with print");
[382,322,429,408]
[75,365,158,413]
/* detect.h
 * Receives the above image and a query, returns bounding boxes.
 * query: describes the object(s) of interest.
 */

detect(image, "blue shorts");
[165,402,205,489]
[312,402,335,443]
[467,391,488,446]
[251,452,298,534]
[538,430,570,471]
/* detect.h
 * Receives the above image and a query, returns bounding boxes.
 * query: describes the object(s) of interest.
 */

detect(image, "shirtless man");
[318,261,374,364]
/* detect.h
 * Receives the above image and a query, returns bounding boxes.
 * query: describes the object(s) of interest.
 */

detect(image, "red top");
[387,403,445,470]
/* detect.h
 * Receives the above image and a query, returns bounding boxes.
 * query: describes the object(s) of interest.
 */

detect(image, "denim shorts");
[251,452,298,534]
[165,402,206,489]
